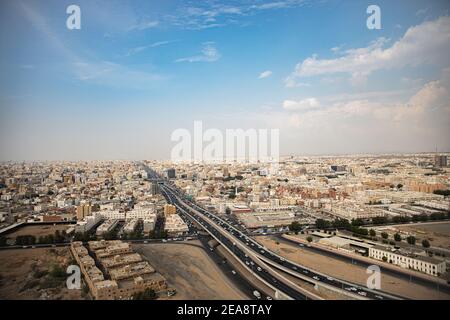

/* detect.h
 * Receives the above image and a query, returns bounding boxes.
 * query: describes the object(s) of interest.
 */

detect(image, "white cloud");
[286,16,450,86]
[175,43,221,63]
[283,98,320,111]
[259,70,272,79]
[126,40,178,56]
[128,20,159,31]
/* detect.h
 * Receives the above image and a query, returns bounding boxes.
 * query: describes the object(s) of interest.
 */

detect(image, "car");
[375,295,384,300]
[292,266,297,270]
[231,270,236,275]
[358,291,367,297]
[326,276,334,281]
[245,261,250,266]
[344,287,352,291]
[303,270,309,274]
[260,250,265,254]
[313,276,320,281]
[298,243,304,247]
[266,296,273,300]
[257,267,262,272]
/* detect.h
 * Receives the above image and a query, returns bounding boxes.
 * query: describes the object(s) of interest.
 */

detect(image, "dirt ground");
[134,242,247,300]
[5,225,70,239]
[257,236,450,300]
[395,222,450,251]
[0,247,85,300]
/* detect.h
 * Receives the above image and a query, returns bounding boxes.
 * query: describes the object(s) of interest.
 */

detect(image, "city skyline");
[1,0,449,161]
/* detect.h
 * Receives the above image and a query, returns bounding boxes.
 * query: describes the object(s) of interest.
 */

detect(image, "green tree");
[369,229,376,237]
[406,236,416,245]
[315,219,330,229]
[421,239,430,248]
[306,236,313,243]
[289,221,302,232]
[394,233,402,242]
[382,256,388,262]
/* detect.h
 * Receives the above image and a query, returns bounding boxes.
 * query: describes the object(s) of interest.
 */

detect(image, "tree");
[422,239,430,248]
[351,219,364,227]
[133,288,157,300]
[306,236,313,243]
[369,229,376,237]
[397,184,403,189]
[289,221,302,232]
[315,219,330,229]
[433,189,450,197]
[406,236,416,245]
[394,233,402,242]
[372,216,388,225]
[382,256,388,262]
[0,236,7,247]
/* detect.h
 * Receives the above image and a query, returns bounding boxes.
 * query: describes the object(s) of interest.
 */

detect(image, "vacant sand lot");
[134,242,247,300]
[0,247,84,300]
[257,236,450,300]
[5,224,70,239]
[397,222,450,250]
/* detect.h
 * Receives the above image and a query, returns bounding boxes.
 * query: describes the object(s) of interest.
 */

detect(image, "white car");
[257,267,262,272]
[313,276,320,281]
[358,291,367,297]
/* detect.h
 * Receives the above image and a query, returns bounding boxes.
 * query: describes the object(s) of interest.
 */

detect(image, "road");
[159,178,406,300]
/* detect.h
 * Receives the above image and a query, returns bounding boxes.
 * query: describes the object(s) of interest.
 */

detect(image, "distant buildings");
[434,155,448,168]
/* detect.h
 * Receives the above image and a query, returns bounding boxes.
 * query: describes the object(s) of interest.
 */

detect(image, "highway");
[161,185,312,300]
[160,180,402,300]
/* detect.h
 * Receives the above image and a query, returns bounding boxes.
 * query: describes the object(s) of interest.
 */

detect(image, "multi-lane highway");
[160,180,402,300]
[161,184,313,300]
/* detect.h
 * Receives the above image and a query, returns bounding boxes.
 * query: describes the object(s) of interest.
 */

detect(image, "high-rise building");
[166,168,176,179]
[150,182,159,195]
[76,203,92,220]
[434,155,448,168]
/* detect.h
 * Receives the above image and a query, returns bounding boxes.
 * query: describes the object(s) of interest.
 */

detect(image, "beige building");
[70,240,167,300]
[163,204,177,216]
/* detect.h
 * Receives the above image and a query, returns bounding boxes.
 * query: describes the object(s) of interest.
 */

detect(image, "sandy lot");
[396,222,450,250]
[256,236,450,300]
[134,242,247,300]
[5,224,70,239]
[0,247,85,300]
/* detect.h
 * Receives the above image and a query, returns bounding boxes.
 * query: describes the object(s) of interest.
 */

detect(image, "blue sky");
[0,0,449,160]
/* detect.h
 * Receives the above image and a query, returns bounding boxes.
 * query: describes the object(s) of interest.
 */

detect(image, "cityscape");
[0,0,450,310]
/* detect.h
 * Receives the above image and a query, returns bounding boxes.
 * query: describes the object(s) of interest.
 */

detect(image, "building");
[163,204,176,216]
[150,182,159,195]
[369,245,446,277]
[70,241,167,300]
[96,219,119,236]
[164,214,189,236]
[74,213,102,233]
[434,155,448,168]
[76,203,92,220]
[123,219,139,234]
[166,168,176,179]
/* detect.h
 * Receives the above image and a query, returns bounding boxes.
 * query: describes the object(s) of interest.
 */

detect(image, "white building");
[369,245,446,277]
[96,219,119,236]
[98,210,126,220]
[74,213,102,233]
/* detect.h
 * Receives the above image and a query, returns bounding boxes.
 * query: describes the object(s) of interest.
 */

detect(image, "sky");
[0,0,449,161]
